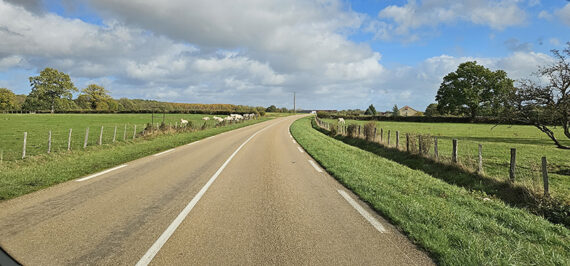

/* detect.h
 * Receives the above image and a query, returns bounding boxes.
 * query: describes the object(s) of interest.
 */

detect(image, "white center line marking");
[308,160,323,172]
[76,164,128,182]
[297,146,304,153]
[338,190,386,233]
[187,140,200,146]
[153,148,175,157]
[136,123,276,266]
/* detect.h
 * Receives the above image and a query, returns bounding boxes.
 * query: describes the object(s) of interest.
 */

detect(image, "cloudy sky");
[0,0,569,111]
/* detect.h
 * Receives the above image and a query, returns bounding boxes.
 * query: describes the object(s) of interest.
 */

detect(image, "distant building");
[398,106,419,116]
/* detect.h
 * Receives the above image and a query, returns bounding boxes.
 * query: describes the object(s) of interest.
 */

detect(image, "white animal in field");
[224,116,233,121]
[338,118,345,124]
[180,119,188,125]
[213,116,221,120]
[202,117,210,121]
[214,117,224,122]
[230,114,244,120]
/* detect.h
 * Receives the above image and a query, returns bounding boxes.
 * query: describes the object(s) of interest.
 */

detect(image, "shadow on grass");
[313,123,570,227]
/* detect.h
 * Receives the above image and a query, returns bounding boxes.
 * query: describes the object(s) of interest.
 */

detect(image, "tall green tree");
[436,61,514,119]
[364,104,377,115]
[28,68,77,113]
[392,104,400,117]
[0,88,17,110]
[266,105,278,112]
[424,103,440,117]
[80,84,112,110]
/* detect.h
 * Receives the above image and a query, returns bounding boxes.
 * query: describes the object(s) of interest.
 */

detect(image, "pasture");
[0,115,270,200]
[0,113,223,161]
[323,118,570,203]
[291,117,569,265]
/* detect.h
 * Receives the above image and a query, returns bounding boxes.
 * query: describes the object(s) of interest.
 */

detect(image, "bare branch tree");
[506,42,570,149]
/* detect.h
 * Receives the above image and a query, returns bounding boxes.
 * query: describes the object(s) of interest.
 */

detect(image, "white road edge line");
[308,160,323,173]
[187,140,200,146]
[337,190,386,233]
[297,146,304,153]
[153,148,175,157]
[76,164,128,182]
[292,139,297,144]
[136,122,276,266]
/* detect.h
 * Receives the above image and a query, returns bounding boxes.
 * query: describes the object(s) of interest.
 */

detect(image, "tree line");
[0,68,268,115]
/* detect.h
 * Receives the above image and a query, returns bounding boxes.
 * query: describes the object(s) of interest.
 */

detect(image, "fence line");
[313,117,553,198]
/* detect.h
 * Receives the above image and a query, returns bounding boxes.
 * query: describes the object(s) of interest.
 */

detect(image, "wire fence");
[315,117,555,199]
[0,124,147,161]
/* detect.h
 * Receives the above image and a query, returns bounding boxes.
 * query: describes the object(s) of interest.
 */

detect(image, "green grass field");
[323,118,570,204]
[0,113,250,161]
[0,116,271,200]
[291,117,569,265]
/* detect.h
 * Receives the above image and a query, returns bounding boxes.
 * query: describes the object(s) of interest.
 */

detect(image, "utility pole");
[293,92,296,114]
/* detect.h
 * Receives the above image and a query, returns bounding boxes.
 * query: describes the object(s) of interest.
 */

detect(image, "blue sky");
[1,0,569,111]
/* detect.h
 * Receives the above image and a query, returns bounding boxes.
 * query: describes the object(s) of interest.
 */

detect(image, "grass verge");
[322,118,570,204]
[291,117,569,265]
[0,118,271,200]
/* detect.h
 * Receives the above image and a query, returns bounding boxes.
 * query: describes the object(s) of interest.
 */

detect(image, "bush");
[406,133,433,154]
[347,124,358,138]
[363,122,376,141]
[329,125,337,136]
[159,122,168,131]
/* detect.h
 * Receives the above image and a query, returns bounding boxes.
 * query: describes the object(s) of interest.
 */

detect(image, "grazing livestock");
[338,118,345,124]
[202,117,210,121]
[180,119,188,125]
[214,117,224,123]
[230,114,244,120]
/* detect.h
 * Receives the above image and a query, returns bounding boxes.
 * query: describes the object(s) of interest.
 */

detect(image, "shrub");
[329,125,337,136]
[363,122,376,141]
[159,122,168,131]
[418,134,433,155]
[347,124,358,138]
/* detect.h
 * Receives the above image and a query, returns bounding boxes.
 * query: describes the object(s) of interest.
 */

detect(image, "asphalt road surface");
[0,115,433,265]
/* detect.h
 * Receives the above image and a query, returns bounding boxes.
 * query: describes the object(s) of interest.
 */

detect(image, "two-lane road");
[0,116,433,265]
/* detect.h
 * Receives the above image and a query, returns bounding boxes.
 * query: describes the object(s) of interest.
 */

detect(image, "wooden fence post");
[434,136,438,160]
[452,139,458,163]
[478,144,483,174]
[358,125,361,137]
[98,126,104,145]
[509,148,516,182]
[133,125,137,140]
[387,130,391,146]
[67,128,72,151]
[22,132,27,159]
[380,128,383,142]
[396,131,400,148]
[47,130,52,154]
[123,124,127,141]
[84,128,89,149]
[542,157,549,197]
[113,126,117,143]
[373,127,377,141]
[406,134,410,152]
